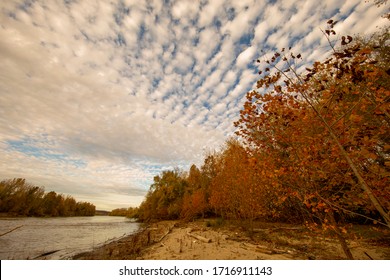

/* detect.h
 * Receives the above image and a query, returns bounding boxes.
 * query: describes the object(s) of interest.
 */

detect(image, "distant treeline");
[109,207,138,218]
[95,210,110,216]
[0,178,96,217]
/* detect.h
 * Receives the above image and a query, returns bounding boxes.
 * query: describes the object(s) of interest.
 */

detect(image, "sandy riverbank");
[73,219,390,260]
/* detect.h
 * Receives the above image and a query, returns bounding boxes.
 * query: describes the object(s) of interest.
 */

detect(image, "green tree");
[138,169,187,221]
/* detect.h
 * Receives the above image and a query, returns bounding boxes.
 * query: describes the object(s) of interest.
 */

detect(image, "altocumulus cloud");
[0,0,388,210]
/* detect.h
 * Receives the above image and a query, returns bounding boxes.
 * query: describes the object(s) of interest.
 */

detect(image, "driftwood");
[240,242,289,255]
[252,227,302,233]
[33,250,60,259]
[364,251,374,260]
[186,228,211,243]
[0,225,23,237]
[157,226,173,243]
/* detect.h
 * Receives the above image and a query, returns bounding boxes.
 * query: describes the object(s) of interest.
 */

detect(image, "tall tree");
[235,23,390,229]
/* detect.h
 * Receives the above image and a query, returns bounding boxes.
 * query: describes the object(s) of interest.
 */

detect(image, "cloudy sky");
[0,0,388,210]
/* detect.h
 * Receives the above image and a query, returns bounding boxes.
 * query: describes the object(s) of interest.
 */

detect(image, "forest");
[134,22,389,240]
[0,178,96,217]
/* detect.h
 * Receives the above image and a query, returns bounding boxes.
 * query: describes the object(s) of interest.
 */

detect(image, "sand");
[136,220,295,260]
[72,219,390,260]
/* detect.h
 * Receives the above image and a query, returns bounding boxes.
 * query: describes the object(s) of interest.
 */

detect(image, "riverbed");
[0,216,140,259]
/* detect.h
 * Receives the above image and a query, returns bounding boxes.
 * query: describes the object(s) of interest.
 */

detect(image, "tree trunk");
[329,211,354,260]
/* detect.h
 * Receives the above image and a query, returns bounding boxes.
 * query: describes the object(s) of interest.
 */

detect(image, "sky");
[0,0,388,211]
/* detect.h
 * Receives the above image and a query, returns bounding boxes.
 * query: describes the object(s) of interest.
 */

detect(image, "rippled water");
[0,216,140,260]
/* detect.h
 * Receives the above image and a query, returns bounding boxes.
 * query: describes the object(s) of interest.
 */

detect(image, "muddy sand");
[73,220,390,260]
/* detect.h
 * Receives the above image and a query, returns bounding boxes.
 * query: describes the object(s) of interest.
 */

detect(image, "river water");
[0,216,140,260]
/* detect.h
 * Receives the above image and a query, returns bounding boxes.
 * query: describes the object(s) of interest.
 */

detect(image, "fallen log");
[241,242,274,254]
[241,242,289,255]
[0,225,23,237]
[253,227,302,233]
[186,230,211,243]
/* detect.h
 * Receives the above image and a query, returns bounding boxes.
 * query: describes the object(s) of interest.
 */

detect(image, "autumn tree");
[63,195,77,216]
[207,139,276,230]
[75,201,96,216]
[110,207,138,218]
[137,169,187,221]
[0,178,96,217]
[137,153,222,222]
[0,178,44,216]
[236,21,389,224]
[234,21,389,257]
[180,164,208,220]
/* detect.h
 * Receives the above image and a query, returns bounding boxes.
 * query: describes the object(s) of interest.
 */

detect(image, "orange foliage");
[235,23,390,226]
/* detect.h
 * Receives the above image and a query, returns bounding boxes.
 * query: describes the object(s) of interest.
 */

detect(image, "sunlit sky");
[0,0,388,210]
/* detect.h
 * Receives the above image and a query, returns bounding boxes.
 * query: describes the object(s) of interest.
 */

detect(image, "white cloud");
[198,0,225,28]
[171,0,199,23]
[236,46,256,68]
[212,103,227,115]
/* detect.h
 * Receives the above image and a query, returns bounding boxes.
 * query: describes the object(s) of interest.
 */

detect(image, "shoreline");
[72,220,174,260]
[72,219,390,260]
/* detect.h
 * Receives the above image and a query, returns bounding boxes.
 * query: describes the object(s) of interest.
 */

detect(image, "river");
[0,216,140,260]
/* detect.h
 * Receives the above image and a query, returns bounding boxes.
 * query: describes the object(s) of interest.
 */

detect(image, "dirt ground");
[73,219,390,260]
